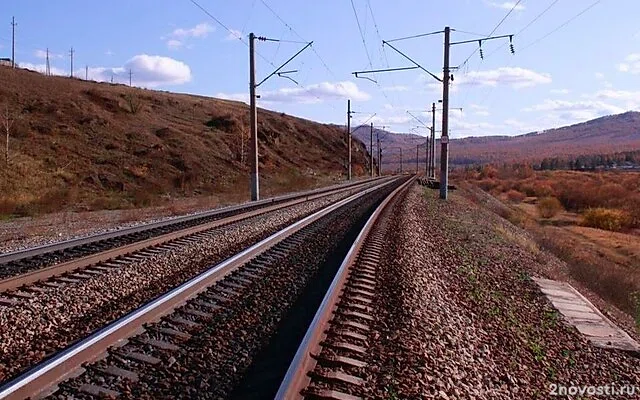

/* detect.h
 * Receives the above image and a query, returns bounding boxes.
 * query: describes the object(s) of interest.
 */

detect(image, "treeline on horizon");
[454,149,640,171]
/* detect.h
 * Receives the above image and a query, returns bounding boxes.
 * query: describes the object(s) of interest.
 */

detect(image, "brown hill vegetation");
[353,112,640,168]
[0,66,368,216]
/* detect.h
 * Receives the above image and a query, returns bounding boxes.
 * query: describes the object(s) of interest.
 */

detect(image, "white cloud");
[550,88,569,95]
[522,99,625,122]
[485,1,525,11]
[217,81,369,104]
[19,62,66,76]
[475,111,490,117]
[595,72,605,80]
[456,67,551,89]
[105,50,114,56]
[225,29,243,41]
[171,23,214,39]
[32,55,194,87]
[34,49,63,59]
[164,22,214,49]
[167,39,183,50]
[618,53,640,74]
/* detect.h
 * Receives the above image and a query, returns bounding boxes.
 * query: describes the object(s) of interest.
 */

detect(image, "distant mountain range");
[351,111,640,169]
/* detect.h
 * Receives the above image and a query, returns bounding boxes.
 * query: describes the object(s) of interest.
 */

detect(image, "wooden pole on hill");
[11,17,16,68]
[69,47,74,78]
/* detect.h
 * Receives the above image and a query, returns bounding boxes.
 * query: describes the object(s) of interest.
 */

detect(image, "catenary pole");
[440,27,451,199]
[249,33,259,201]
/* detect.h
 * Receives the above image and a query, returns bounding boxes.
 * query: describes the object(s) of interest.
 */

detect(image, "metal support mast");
[369,122,374,177]
[347,99,352,180]
[440,27,451,199]
[249,33,259,201]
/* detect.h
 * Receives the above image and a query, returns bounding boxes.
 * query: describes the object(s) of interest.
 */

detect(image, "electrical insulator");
[509,35,515,54]
[478,40,483,60]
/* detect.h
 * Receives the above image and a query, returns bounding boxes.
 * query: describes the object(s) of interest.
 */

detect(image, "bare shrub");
[506,189,526,203]
[125,94,142,114]
[581,208,632,231]
[537,197,563,219]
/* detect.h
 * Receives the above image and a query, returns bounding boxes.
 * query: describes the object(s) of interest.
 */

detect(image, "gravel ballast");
[0,190,356,384]
[365,185,640,399]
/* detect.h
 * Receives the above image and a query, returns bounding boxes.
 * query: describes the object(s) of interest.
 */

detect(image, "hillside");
[0,66,369,216]
[353,112,640,168]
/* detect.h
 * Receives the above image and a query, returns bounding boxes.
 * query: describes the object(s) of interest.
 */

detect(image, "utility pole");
[247,32,312,201]
[129,69,133,86]
[346,99,352,180]
[440,26,451,199]
[11,17,16,68]
[431,102,436,179]
[400,147,403,173]
[85,65,88,80]
[425,138,429,175]
[369,122,374,177]
[45,48,50,76]
[377,131,381,176]
[416,144,419,174]
[69,47,74,78]
[249,32,259,201]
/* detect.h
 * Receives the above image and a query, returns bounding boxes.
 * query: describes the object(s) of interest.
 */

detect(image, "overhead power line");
[350,0,374,68]
[519,0,601,52]
[458,0,523,69]
[483,0,560,59]
[259,0,338,80]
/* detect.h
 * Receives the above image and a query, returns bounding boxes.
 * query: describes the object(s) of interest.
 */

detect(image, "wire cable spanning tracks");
[0,178,390,294]
[0,177,404,399]
[0,177,383,270]
[276,176,414,400]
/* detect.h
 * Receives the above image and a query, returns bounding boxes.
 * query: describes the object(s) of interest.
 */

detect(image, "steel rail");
[0,178,393,292]
[0,177,402,400]
[0,177,384,264]
[275,176,415,400]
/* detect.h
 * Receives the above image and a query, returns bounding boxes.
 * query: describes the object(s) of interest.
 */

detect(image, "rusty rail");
[0,178,392,293]
[275,176,414,400]
[0,177,401,400]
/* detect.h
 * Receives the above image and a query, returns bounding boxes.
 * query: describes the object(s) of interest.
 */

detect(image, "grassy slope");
[0,66,369,215]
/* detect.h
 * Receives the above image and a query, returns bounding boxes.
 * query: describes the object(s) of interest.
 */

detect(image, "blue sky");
[3,0,640,138]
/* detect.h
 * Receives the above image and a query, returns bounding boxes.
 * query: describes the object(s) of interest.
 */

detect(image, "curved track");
[0,177,384,279]
[0,177,408,399]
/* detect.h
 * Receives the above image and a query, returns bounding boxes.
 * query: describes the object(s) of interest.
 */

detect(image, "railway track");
[276,175,410,400]
[0,178,388,293]
[0,176,409,399]
[0,177,383,281]
[0,178,390,388]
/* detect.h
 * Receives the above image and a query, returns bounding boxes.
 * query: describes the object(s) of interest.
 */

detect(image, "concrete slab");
[533,277,640,353]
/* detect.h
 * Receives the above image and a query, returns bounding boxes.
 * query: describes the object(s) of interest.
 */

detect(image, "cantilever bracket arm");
[382,40,442,83]
[406,111,429,127]
[277,70,299,85]
[256,41,313,88]
[352,66,419,76]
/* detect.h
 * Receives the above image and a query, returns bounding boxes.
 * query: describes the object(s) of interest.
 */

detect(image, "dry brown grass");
[506,189,526,203]
[461,183,640,327]
[0,66,371,218]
